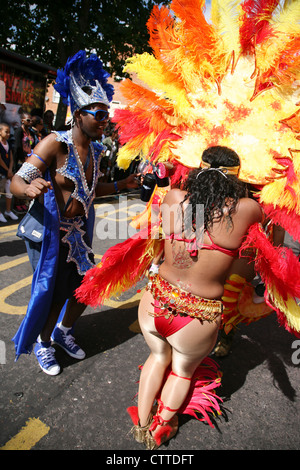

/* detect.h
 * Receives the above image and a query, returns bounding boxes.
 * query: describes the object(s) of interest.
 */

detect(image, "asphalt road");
[0,193,299,457]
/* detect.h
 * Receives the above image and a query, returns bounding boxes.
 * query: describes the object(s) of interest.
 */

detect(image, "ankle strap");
[157,398,178,414]
[149,399,179,431]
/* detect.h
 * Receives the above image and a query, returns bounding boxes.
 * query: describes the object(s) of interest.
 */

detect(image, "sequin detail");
[60,216,94,275]
[16,162,43,183]
[146,273,222,323]
[54,130,103,218]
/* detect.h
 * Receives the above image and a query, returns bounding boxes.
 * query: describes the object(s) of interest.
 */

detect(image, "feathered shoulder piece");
[54,50,114,113]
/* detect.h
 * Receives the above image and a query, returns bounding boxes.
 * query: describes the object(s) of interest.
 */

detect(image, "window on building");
[52,89,60,104]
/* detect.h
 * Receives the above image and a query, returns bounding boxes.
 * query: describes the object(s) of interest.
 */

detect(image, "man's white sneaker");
[4,210,18,220]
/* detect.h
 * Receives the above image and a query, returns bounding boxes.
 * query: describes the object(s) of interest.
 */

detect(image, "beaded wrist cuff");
[16,162,43,183]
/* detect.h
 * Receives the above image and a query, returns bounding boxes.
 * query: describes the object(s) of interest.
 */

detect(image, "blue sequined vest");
[53,130,104,274]
[54,130,103,218]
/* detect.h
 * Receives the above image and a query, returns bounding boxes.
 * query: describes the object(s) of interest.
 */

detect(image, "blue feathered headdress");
[54,50,114,113]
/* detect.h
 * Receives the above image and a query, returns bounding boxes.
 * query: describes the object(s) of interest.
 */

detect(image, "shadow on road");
[213,315,297,403]
[0,239,27,257]
[53,304,140,370]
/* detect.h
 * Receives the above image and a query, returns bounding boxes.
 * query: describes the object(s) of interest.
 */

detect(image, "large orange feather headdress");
[115,0,300,236]
[77,0,300,336]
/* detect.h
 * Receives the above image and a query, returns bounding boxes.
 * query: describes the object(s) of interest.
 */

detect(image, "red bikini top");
[165,231,238,257]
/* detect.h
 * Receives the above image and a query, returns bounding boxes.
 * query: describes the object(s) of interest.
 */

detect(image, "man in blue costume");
[11,51,139,375]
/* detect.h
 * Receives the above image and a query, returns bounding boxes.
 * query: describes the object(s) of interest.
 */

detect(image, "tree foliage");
[0,0,170,76]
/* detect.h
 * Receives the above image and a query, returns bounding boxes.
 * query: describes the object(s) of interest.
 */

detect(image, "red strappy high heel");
[145,399,179,450]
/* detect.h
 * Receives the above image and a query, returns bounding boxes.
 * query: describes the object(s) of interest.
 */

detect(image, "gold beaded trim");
[146,273,222,322]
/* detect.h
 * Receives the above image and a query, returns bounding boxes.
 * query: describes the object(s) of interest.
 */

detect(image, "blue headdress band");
[54,50,114,114]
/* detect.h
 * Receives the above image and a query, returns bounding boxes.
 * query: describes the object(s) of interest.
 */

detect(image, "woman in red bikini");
[129,146,263,449]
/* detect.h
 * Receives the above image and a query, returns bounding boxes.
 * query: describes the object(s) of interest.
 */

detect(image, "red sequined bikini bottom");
[146,273,223,338]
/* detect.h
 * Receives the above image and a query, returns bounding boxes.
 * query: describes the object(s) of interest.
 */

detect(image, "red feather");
[241,223,300,300]
[150,423,173,445]
[112,108,152,146]
[148,128,181,163]
[127,406,139,426]
[239,0,280,53]
[159,357,223,428]
[170,161,191,187]
[76,226,163,308]
[240,223,300,336]
[136,357,223,428]
[261,204,300,242]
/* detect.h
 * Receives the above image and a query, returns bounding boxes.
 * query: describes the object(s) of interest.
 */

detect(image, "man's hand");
[125,173,141,189]
[24,178,52,199]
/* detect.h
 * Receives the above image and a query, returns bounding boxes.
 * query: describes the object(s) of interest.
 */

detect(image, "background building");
[0,48,126,129]
[0,47,56,128]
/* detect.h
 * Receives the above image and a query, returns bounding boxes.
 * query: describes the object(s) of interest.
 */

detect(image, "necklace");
[55,129,100,219]
[71,132,95,196]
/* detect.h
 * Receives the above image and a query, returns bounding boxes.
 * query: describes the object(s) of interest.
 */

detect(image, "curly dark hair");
[182,146,247,232]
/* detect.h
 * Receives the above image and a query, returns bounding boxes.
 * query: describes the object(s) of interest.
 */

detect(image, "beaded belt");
[146,273,222,323]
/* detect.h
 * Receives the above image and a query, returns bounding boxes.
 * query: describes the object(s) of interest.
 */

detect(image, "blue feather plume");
[54,50,114,107]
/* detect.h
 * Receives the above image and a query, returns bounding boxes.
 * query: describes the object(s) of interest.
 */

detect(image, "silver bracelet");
[16,162,43,183]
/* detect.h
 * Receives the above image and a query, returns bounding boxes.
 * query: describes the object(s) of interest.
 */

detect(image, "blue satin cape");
[12,170,95,359]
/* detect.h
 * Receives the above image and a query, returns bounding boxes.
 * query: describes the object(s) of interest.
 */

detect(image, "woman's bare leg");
[137,290,172,426]
[138,289,221,433]
[156,316,221,427]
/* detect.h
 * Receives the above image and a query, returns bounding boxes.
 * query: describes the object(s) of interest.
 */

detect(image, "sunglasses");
[82,109,109,122]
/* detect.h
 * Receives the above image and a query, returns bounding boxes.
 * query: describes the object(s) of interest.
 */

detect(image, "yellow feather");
[271,0,300,35]
[116,144,138,170]
[124,53,196,122]
[210,0,221,26]
[210,0,242,69]
[256,1,300,76]
[268,288,300,333]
